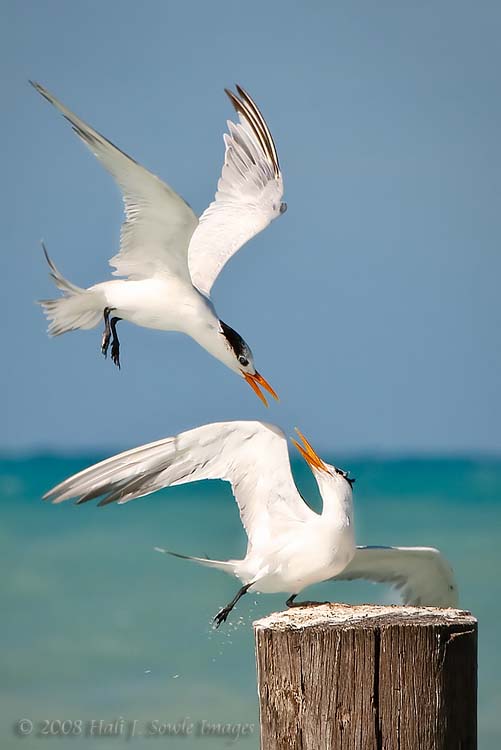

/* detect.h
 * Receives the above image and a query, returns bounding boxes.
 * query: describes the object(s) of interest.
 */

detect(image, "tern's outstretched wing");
[188,86,285,297]
[31,82,198,281]
[332,546,459,607]
[44,421,312,550]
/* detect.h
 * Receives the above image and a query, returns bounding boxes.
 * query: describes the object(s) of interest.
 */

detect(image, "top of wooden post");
[254,603,477,631]
[254,604,477,749]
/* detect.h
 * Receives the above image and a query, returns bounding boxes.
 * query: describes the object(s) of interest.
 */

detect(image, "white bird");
[32,82,284,406]
[43,421,459,626]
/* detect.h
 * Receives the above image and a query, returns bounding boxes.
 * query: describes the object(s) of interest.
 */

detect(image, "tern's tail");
[39,243,103,336]
[154,547,237,575]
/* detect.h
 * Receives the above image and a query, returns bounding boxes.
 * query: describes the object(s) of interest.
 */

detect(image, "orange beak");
[291,428,329,473]
[243,371,279,407]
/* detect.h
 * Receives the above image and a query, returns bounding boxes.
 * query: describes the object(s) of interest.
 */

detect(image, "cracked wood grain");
[254,604,477,750]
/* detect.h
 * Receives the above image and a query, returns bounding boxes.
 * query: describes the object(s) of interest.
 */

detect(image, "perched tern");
[44,421,459,626]
[32,82,284,406]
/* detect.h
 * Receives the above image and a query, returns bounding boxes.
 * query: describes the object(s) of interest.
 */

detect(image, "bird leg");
[213,583,252,628]
[286,594,329,608]
[101,307,114,358]
[110,316,122,369]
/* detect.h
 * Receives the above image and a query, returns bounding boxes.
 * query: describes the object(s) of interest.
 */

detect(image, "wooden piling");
[254,604,477,750]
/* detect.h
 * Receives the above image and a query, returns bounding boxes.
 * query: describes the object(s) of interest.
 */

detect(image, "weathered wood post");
[254,604,477,750]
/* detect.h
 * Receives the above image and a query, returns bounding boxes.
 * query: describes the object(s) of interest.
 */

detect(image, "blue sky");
[2,0,500,454]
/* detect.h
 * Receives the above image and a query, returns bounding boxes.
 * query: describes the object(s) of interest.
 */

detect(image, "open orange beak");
[243,371,279,407]
[291,428,329,473]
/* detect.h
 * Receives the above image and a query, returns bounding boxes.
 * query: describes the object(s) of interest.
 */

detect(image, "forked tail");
[154,547,237,575]
[39,243,103,336]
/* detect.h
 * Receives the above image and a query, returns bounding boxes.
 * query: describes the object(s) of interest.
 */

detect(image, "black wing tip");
[225,84,254,113]
[41,488,115,507]
[154,547,192,562]
[235,84,258,111]
[224,83,280,177]
[224,87,242,112]
[225,83,249,100]
[30,80,52,102]
[77,493,115,507]
[39,241,61,280]
[40,240,50,264]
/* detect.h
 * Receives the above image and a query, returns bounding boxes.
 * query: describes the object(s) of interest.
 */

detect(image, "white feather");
[188,89,285,297]
[44,421,310,551]
[44,420,355,596]
[44,421,458,613]
[31,82,198,282]
[332,546,459,607]
[32,83,285,392]
[33,82,284,294]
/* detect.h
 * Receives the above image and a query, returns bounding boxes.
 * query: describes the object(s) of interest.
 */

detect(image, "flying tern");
[43,421,459,626]
[32,82,284,406]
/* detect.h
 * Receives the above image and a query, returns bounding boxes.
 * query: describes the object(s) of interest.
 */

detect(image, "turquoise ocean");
[2,454,500,748]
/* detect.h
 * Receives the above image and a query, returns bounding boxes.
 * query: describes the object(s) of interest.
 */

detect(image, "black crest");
[335,467,356,488]
[219,320,249,359]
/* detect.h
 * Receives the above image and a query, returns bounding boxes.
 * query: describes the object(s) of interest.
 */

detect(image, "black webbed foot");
[110,316,122,369]
[212,582,252,629]
[213,606,232,629]
[111,344,120,369]
[101,307,113,358]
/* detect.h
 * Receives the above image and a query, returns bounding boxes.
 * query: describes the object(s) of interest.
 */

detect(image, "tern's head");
[291,428,355,500]
[219,320,278,407]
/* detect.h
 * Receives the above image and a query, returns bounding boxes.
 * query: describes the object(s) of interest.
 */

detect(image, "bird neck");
[188,319,238,373]
[319,479,354,531]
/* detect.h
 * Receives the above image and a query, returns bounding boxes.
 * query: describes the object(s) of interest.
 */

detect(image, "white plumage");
[32,82,283,404]
[44,420,458,626]
[334,546,458,608]
[188,90,284,297]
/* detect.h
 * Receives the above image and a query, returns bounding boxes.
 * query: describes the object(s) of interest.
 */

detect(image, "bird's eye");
[238,356,249,367]
[335,467,355,487]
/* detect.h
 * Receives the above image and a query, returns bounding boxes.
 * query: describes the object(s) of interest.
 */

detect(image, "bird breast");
[244,522,356,594]
[95,278,217,332]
